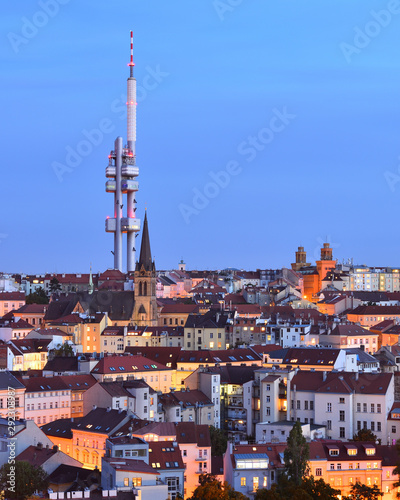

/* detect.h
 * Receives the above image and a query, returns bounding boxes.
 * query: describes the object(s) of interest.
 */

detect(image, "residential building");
[20,375,72,425]
[90,354,172,393]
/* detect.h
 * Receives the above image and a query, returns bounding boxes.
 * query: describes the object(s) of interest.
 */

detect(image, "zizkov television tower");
[105,31,140,272]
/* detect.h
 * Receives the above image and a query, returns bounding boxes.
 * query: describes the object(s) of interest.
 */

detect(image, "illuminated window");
[241,478,246,487]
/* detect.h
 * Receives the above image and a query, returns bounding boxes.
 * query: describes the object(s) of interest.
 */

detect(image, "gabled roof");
[102,456,159,474]
[41,418,77,439]
[176,422,210,447]
[348,305,400,316]
[132,421,177,439]
[124,347,182,369]
[185,310,232,329]
[16,445,62,466]
[291,370,393,395]
[161,304,199,314]
[10,338,51,354]
[177,348,261,365]
[15,304,47,314]
[148,441,185,470]
[267,347,341,367]
[19,376,70,393]
[73,408,129,435]
[0,292,25,301]
[159,389,212,409]
[59,374,97,391]
[44,298,80,321]
[330,324,377,337]
[0,371,25,391]
[91,354,169,374]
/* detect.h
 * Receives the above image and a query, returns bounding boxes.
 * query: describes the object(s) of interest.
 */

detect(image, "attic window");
[86,424,93,429]
[151,364,157,369]
[329,449,339,456]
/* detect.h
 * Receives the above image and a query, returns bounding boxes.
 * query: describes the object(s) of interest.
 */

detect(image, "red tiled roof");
[15,304,47,314]
[148,441,185,470]
[159,389,212,409]
[0,292,25,301]
[19,375,70,393]
[102,457,159,474]
[176,422,211,447]
[91,354,170,374]
[292,370,393,395]
[348,305,400,316]
[16,445,60,466]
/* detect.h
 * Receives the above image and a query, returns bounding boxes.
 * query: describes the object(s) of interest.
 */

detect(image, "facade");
[22,376,72,425]
[289,371,394,442]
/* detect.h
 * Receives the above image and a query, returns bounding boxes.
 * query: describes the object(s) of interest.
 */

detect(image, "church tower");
[133,211,158,326]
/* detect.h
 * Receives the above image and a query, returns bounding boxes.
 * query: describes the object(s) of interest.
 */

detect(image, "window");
[297,401,300,410]
[377,404,381,413]
[371,422,375,432]
[310,401,314,411]
[340,410,345,421]
[339,397,345,404]
[327,403,332,413]
[340,427,345,438]
[253,477,259,491]
[371,403,375,413]
[363,403,367,413]
[357,403,361,412]
[124,478,129,487]
[377,422,381,432]
[241,478,246,487]
[315,468,322,476]
[330,464,335,470]
[327,420,332,430]
[392,426,396,434]
[304,401,308,410]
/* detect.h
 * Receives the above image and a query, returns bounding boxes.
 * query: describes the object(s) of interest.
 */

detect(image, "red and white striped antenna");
[128,30,134,75]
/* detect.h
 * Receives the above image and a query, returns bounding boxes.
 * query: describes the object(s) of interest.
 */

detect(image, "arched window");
[143,282,147,296]
[139,282,143,296]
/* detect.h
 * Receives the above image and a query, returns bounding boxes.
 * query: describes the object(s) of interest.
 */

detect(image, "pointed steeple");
[136,210,154,271]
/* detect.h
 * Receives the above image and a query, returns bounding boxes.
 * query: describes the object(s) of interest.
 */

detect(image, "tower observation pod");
[105,31,140,272]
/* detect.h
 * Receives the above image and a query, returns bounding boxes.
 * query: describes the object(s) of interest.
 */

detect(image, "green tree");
[26,287,49,305]
[209,426,228,456]
[52,342,75,357]
[0,461,48,500]
[343,481,383,500]
[352,428,378,443]
[283,421,310,485]
[254,476,340,500]
[188,478,248,500]
[49,277,62,294]
[301,476,341,500]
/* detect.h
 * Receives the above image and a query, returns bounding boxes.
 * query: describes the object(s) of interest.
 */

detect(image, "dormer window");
[329,449,339,456]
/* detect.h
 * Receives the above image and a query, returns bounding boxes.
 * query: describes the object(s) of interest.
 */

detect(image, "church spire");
[136,210,154,271]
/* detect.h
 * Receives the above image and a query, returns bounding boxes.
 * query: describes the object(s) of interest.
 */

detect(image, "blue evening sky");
[1,1,400,273]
